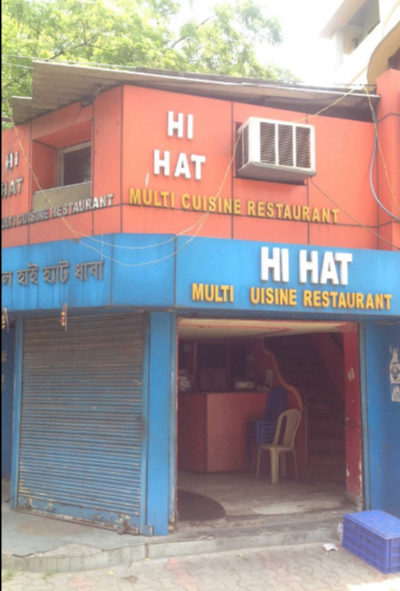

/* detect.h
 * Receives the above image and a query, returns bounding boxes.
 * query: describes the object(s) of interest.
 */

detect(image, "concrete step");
[2,510,350,573]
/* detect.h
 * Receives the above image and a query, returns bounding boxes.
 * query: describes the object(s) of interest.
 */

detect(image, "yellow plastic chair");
[256,408,302,484]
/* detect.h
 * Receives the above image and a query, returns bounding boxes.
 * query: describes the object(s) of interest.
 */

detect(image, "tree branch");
[167,16,214,50]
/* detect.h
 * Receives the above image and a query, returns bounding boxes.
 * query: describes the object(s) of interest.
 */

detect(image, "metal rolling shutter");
[17,314,146,533]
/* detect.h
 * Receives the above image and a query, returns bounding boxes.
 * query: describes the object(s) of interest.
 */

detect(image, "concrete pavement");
[2,543,400,591]
[2,479,353,573]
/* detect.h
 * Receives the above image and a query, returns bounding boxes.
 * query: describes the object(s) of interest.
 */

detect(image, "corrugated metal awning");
[12,60,380,125]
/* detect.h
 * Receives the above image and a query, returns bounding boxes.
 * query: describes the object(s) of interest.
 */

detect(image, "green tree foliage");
[2,0,295,121]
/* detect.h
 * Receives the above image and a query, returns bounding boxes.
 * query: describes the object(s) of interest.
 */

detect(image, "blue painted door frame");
[146,311,177,535]
[2,327,15,479]
[360,321,400,518]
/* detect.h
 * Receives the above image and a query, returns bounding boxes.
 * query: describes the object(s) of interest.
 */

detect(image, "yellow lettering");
[321,209,330,223]
[247,201,255,216]
[302,206,310,221]
[192,283,204,301]
[365,294,374,309]
[322,292,330,308]
[193,195,202,211]
[303,290,312,306]
[266,202,274,218]
[257,201,265,217]
[130,188,141,205]
[346,293,356,308]
[374,294,384,310]
[330,292,338,307]
[275,203,284,218]
[223,199,232,214]
[279,290,288,305]
[332,209,339,223]
[338,293,347,308]
[143,190,152,206]
[292,205,301,221]
[220,285,229,302]
[313,290,321,307]
[250,287,260,304]
[234,199,241,215]
[283,205,292,220]
[182,193,190,209]
[209,196,216,212]
[154,191,162,207]
[289,289,297,306]
[384,294,392,310]
[356,293,364,309]
[312,208,320,222]
[215,286,223,303]
[205,284,215,302]
[266,288,274,305]
[160,191,169,207]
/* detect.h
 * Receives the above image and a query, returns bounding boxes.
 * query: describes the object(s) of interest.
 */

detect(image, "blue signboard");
[1,234,175,311]
[175,237,400,318]
[2,234,400,318]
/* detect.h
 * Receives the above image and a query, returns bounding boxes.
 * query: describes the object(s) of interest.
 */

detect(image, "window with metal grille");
[236,117,315,182]
[260,123,276,164]
[296,127,311,168]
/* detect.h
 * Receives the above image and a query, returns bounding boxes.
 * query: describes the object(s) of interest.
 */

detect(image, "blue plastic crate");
[343,510,400,574]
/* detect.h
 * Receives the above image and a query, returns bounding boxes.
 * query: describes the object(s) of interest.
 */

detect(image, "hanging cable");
[366,89,400,222]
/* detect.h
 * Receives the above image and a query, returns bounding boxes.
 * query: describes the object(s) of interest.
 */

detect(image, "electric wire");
[363,84,400,219]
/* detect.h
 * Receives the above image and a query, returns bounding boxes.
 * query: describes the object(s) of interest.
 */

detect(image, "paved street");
[2,543,400,591]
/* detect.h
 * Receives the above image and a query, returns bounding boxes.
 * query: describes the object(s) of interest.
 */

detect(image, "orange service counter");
[178,391,268,472]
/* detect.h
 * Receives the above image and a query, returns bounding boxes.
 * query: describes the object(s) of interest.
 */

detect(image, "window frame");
[57,141,92,187]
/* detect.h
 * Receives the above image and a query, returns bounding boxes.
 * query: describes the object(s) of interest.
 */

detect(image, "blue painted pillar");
[147,312,177,535]
[363,321,400,517]
[1,327,15,479]
[11,319,23,510]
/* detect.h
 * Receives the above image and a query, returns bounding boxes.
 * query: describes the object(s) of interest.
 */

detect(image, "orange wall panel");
[233,178,309,240]
[2,226,29,248]
[310,117,377,227]
[376,115,400,225]
[233,177,307,209]
[122,205,232,239]
[32,142,57,194]
[93,206,121,236]
[93,87,122,204]
[378,222,400,251]
[32,103,92,143]
[2,123,31,220]
[233,216,308,244]
[122,86,233,210]
[33,121,92,150]
[376,70,400,120]
[309,223,379,250]
[233,103,305,126]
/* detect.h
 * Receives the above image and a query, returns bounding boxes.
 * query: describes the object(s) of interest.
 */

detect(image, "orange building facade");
[2,63,399,535]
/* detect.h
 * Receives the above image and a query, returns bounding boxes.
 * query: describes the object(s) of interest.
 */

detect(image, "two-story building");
[2,60,399,535]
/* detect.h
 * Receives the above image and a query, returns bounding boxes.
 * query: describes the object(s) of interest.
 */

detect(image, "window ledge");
[33,182,91,211]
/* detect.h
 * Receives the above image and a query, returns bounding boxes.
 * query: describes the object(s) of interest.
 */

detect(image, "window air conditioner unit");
[236,117,316,183]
